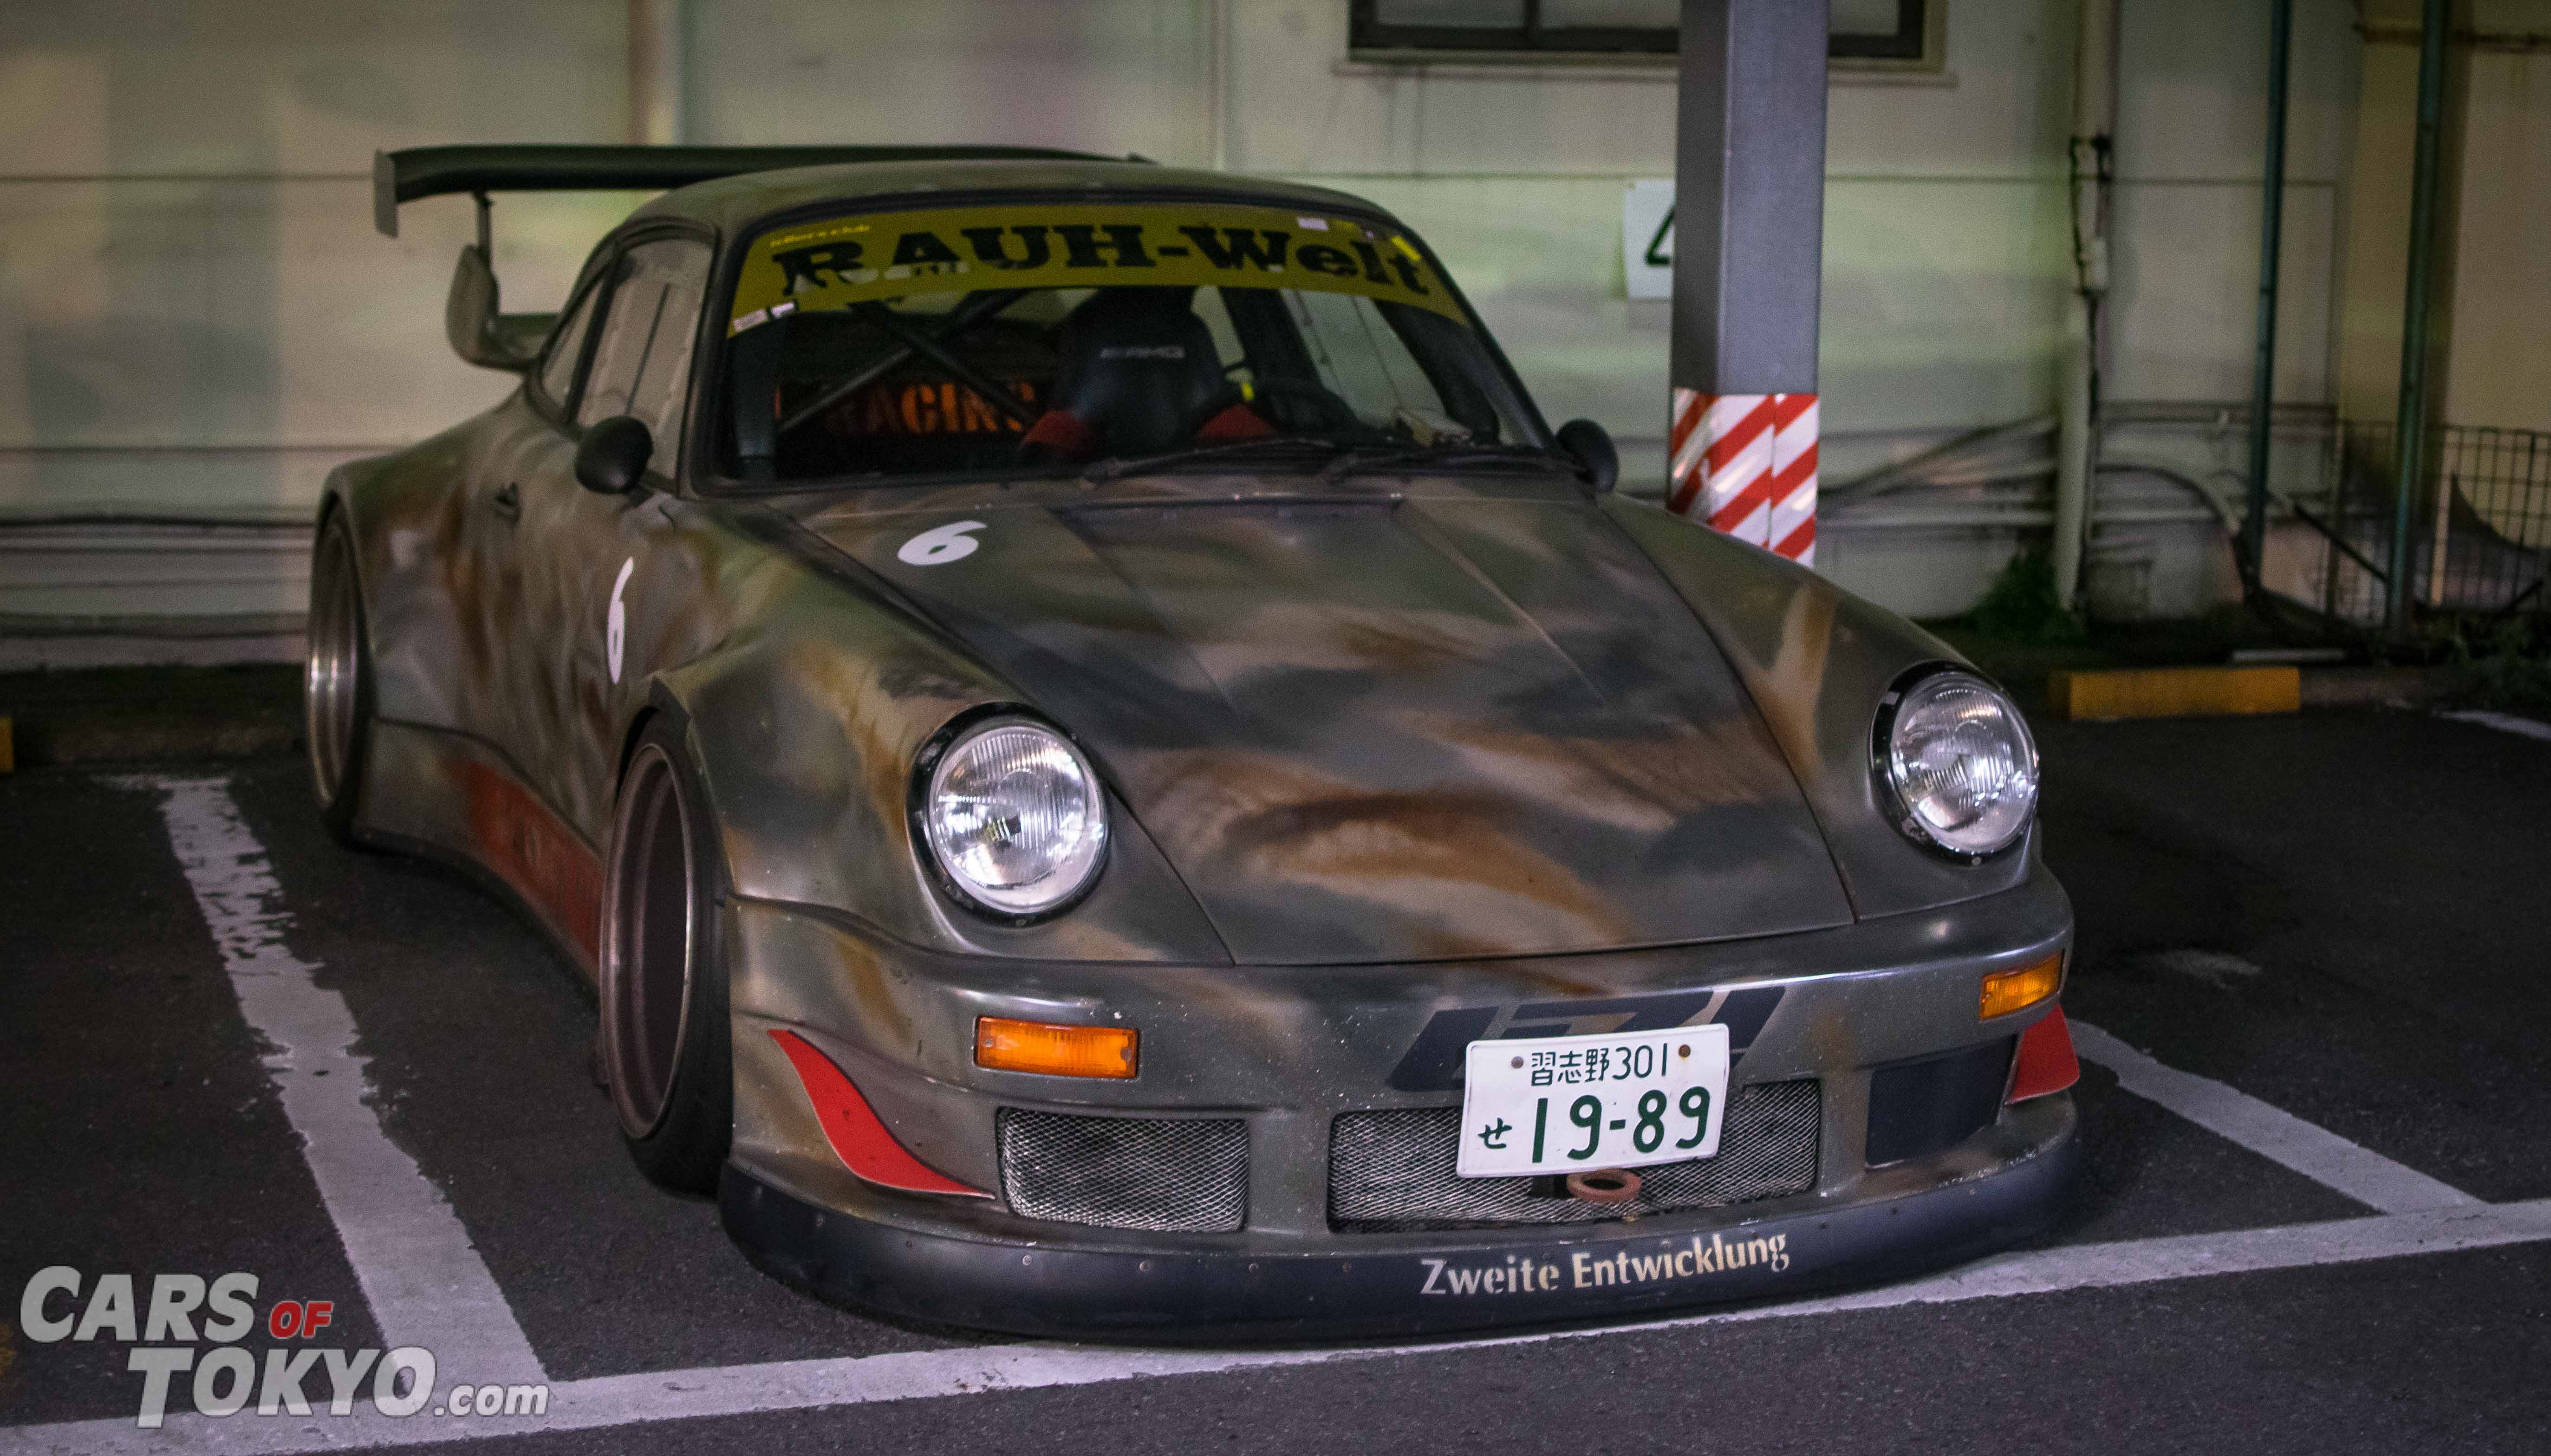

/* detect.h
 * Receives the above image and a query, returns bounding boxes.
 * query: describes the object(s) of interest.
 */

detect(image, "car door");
[466,244,612,788]
[510,230,717,836]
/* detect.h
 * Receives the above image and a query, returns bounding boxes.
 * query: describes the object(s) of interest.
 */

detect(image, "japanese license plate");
[1456,1023,1730,1178]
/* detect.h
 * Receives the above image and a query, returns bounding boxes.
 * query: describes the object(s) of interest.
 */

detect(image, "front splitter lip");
[720,1105,2079,1343]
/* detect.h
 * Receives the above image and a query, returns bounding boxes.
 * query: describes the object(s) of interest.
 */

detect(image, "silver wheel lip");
[305,522,361,809]
[601,741,698,1140]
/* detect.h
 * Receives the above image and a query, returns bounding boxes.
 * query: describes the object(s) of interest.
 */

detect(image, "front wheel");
[599,715,734,1194]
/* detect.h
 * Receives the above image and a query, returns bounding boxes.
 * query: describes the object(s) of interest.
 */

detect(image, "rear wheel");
[305,513,373,840]
[600,716,733,1193]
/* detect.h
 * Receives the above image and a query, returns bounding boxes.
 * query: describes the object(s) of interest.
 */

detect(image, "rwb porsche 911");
[312,143,2080,1338]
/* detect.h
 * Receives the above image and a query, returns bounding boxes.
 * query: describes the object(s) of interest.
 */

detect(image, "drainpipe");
[2052,0,2115,613]
[2387,0,2450,633]
[631,0,687,146]
[2240,0,2293,596]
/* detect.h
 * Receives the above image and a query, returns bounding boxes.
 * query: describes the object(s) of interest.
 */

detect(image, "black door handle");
[489,481,521,522]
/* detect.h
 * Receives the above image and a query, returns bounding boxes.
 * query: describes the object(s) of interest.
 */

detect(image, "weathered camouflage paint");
[320,160,2070,1305]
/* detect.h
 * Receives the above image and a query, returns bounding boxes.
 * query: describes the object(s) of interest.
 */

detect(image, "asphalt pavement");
[3,708,2546,1453]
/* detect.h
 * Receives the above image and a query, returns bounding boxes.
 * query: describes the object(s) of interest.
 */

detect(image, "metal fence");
[2297,423,2551,626]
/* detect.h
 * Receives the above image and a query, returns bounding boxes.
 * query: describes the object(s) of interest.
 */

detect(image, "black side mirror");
[575,416,654,495]
[1556,418,1619,494]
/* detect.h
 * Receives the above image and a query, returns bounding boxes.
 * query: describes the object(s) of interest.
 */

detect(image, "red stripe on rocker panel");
[768,1029,990,1197]
[454,760,602,968]
[2007,1005,2082,1102]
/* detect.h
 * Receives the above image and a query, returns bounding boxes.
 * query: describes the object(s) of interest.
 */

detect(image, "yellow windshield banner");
[728,202,1466,330]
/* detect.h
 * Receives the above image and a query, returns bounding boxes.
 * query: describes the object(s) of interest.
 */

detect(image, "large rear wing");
[376,143,1128,373]
[371,143,1124,237]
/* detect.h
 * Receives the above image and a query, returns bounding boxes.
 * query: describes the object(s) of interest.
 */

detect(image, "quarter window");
[536,273,605,412]
[579,237,715,479]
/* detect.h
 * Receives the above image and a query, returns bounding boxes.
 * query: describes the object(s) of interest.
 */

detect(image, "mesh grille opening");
[997,1108,1248,1233]
[1328,1079,1821,1232]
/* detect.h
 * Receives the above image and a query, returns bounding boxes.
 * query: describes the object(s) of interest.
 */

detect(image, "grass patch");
[2439,619,2551,720]
[1963,548,2087,645]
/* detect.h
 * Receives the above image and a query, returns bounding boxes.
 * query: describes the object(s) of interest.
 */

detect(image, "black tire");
[305,511,375,842]
[599,713,733,1194]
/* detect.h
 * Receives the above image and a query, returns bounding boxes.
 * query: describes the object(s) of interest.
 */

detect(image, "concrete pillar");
[630,0,687,146]
[1664,0,1828,567]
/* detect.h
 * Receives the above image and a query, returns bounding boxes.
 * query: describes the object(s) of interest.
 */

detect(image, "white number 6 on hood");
[898,520,987,566]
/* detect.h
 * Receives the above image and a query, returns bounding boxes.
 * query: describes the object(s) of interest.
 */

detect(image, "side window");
[536,271,606,412]
[578,236,715,478]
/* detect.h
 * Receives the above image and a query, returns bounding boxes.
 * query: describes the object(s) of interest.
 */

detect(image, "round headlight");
[920,717,1109,916]
[1879,671,2039,858]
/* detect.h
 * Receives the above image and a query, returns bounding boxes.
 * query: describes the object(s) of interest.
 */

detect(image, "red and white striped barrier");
[1666,388,1818,566]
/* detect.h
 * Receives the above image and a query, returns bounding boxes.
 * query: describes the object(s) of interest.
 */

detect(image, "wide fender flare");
[315,425,489,730]
[313,462,376,638]
[623,630,1226,970]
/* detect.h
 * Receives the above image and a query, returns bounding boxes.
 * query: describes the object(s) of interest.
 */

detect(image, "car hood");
[798,481,1854,965]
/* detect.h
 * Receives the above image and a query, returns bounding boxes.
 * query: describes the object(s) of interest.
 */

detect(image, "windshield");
[716,199,1544,484]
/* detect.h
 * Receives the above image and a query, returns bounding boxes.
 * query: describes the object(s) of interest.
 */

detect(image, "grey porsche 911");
[310,143,2080,1339]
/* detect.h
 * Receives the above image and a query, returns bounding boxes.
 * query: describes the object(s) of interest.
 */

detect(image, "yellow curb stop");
[2046,666,2302,722]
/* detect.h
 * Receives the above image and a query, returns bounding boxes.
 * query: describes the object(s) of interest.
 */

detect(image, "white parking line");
[2438,709,2551,743]
[2070,1021,2482,1213]
[121,776,546,1384]
[15,776,2509,1454]
[18,1197,2551,1455]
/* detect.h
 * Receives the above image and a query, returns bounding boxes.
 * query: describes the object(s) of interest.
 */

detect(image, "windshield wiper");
[1080,435,1351,485]
[1312,442,1564,486]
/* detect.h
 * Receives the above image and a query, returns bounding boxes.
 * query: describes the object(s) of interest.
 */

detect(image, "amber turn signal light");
[975,1016,1138,1079]
[1979,956,2063,1020]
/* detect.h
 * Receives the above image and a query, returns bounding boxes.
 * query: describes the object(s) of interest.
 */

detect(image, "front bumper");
[719,870,2078,1338]
[721,1091,2076,1341]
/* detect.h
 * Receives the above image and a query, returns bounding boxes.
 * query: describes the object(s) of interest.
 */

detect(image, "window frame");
[1344,0,1943,73]
[529,249,617,425]
[576,233,716,462]
[530,218,721,491]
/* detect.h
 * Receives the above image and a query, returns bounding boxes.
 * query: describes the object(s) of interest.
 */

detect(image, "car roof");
[624,158,1408,239]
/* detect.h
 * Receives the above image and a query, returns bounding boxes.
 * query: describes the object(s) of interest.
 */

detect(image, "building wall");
[2440,17,2551,434]
[2335,17,2429,432]
[0,1,625,520]
[2340,0,2551,438]
[0,0,2384,639]
[1217,0,2083,485]
[2089,0,2359,624]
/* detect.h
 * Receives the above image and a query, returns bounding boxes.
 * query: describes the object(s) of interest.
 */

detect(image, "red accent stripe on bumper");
[2008,1005,2081,1102]
[768,1029,990,1197]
